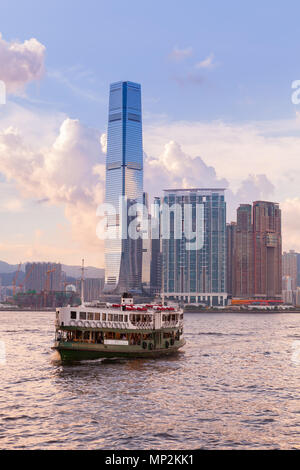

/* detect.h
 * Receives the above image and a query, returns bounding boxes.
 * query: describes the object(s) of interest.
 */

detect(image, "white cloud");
[144,141,274,220]
[0,33,45,93]
[0,118,106,262]
[195,53,216,69]
[169,46,193,61]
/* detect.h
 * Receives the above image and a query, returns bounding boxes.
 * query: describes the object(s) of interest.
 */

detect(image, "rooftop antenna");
[81,259,85,306]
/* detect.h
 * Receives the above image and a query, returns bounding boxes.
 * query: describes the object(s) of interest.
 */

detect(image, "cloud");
[0,118,106,261]
[195,53,216,69]
[144,140,274,220]
[143,116,300,202]
[0,33,45,93]
[0,197,24,213]
[281,198,300,252]
[169,46,193,62]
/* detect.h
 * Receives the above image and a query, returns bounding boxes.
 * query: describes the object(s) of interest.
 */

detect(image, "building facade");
[253,201,282,299]
[226,222,236,296]
[234,204,254,297]
[162,188,227,306]
[24,263,62,293]
[104,81,143,294]
[84,278,104,302]
[150,197,162,295]
[282,250,298,291]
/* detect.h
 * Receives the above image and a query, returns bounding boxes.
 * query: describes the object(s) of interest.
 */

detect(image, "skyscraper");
[226,222,236,296]
[234,204,254,297]
[282,250,298,291]
[253,201,282,299]
[104,81,143,293]
[162,188,227,306]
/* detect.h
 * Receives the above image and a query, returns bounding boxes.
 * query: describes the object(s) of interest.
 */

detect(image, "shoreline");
[0,307,300,314]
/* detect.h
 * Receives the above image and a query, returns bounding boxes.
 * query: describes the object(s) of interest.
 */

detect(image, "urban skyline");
[1,2,300,267]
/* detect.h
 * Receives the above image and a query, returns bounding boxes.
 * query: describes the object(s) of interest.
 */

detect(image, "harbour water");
[0,311,300,449]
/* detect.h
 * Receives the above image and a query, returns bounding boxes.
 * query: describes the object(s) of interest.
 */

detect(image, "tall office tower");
[25,262,62,293]
[253,201,282,299]
[282,250,298,291]
[162,188,227,306]
[234,204,254,297]
[226,222,236,296]
[150,197,162,295]
[104,81,143,293]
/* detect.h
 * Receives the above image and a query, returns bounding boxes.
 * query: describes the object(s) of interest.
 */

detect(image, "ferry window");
[80,312,86,320]
[108,314,113,321]
[88,312,93,320]
[102,313,106,321]
[70,311,77,320]
[113,314,118,321]
[94,313,100,321]
[83,331,89,341]
[118,315,123,321]
[124,315,128,322]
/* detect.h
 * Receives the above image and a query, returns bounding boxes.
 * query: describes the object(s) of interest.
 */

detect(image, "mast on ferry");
[81,258,85,306]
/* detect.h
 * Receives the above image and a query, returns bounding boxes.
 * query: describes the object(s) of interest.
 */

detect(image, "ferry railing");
[134,321,154,330]
[161,320,179,328]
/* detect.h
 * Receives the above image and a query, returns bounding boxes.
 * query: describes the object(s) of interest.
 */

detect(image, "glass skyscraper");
[104,81,143,293]
[161,188,227,306]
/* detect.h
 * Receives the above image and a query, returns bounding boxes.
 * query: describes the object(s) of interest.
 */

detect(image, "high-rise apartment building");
[84,278,104,302]
[150,197,162,295]
[24,262,62,293]
[162,188,227,306]
[104,81,143,293]
[226,222,236,296]
[282,250,298,291]
[253,201,282,299]
[234,204,254,297]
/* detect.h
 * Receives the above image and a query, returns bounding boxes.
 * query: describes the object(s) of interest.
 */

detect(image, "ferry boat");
[52,292,185,361]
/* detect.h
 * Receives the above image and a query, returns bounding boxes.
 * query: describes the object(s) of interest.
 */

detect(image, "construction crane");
[12,262,22,296]
[18,264,35,293]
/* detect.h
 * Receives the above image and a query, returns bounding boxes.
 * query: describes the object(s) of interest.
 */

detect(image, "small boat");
[52,291,185,361]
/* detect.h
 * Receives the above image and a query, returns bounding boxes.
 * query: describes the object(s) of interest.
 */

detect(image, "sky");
[1,0,300,267]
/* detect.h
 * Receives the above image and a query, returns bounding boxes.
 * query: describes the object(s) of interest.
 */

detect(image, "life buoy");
[96,322,102,328]
[84,321,90,328]
[90,321,96,328]
[70,320,76,327]
[77,321,83,327]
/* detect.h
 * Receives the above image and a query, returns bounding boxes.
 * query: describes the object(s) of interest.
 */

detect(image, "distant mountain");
[0,261,25,273]
[0,261,104,281]
[62,265,104,279]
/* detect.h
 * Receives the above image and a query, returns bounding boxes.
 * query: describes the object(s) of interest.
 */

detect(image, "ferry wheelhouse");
[53,293,185,361]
